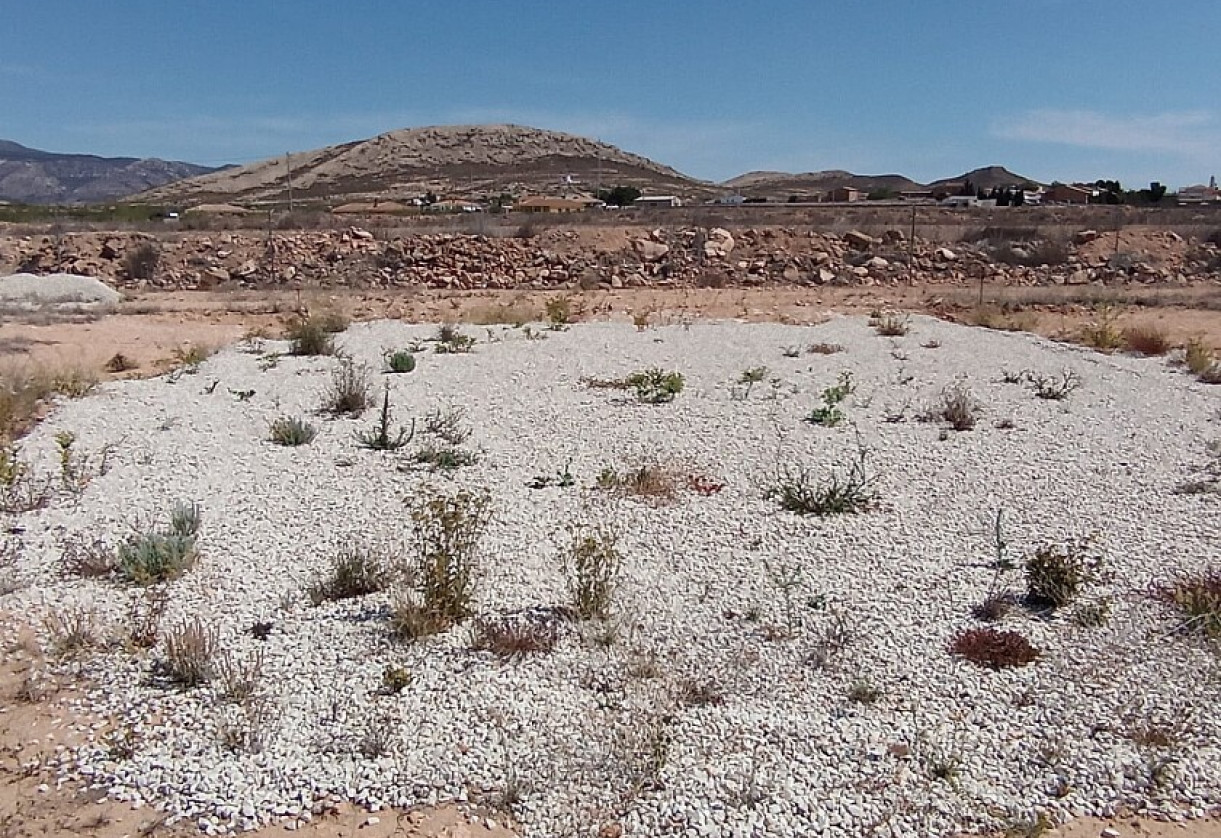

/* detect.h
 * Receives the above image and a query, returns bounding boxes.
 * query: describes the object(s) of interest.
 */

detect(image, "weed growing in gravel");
[469,615,560,659]
[1152,567,1221,637]
[42,606,101,658]
[320,357,372,417]
[54,431,112,493]
[383,349,416,373]
[215,649,264,703]
[870,311,910,336]
[768,445,877,516]
[410,442,479,472]
[565,520,622,620]
[125,585,168,649]
[1123,324,1171,356]
[805,372,855,427]
[117,501,201,585]
[122,241,160,280]
[678,677,725,708]
[921,380,979,431]
[949,627,1041,670]
[733,366,770,400]
[171,344,213,372]
[848,680,882,704]
[422,405,471,445]
[762,558,804,637]
[806,608,853,669]
[307,546,392,605]
[807,342,844,355]
[356,388,415,451]
[1027,369,1082,400]
[285,316,335,356]
[392,487,493,640]
[0,444,51,514]
[595,462,683,503]
[972,591,1015,622]
[1184,338,1215,376]
[269,416,317,446]
[433,324,475,354]
[1024,540,1101,609]
[161,618,218,686]
[527,459,575,489]
[626,368,685,404]
[1070,597,1112,628]
[381,665,412,693]
[60,533,117,578]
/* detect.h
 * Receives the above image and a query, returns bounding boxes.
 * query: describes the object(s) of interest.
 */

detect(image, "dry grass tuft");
[949,627,1040,670]
[469,615,560,659]
[1184,338,1215,376]
[1152,567,1221,638]
[0,362,97,441]
[1123,324,1171,356]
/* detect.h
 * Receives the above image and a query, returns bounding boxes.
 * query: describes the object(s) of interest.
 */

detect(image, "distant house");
[429,198,485,213]
[633,195,683,208]
[826,187,864,203]
[1044,183,1092,205]
[514,196,594,214]
[941,195,980,208]
[1177,178,1219,204]
[710,194,746,205]
[899,190,935,202]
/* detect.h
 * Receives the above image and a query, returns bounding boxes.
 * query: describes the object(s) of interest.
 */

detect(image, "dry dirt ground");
[2,283,1219,838]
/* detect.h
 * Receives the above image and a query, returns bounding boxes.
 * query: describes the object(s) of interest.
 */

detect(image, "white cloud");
[993,109,1219,158]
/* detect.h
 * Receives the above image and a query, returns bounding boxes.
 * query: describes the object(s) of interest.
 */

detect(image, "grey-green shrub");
[269,416,317,446]
[385,350,417,374]
[117,501,201,584]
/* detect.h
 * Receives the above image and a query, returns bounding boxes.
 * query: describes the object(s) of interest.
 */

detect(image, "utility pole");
[907,204,917,285]
[285,153,294,213]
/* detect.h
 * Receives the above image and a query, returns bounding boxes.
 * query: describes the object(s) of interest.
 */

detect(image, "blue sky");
[3,1,1218,188]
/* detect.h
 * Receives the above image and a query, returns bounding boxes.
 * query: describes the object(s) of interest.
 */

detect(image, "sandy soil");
[2,282,1219,838]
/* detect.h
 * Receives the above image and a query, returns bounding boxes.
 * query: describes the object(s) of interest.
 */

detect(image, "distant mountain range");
[0,140,220,204]
[1,127,1043,206]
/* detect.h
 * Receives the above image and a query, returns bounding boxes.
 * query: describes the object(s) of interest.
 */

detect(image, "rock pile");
[1,225,1217,293]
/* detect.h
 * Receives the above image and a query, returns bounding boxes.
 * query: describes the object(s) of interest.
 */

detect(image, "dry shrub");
[285,316,335,356]
[807,342,844,355]
[1025,542,1099,608]
[1123,324,1171,356]
[469,614,559,659]
[307,546,391,605]
[42,606,101,658]
[870,311,909,336]
[1079,305,1123,351]
[320,358,372,416]
[564,521,622,620]
[0,362,97,441]
[972,592,1014,623]
[162,618,218,686]
[596,463,682,503]
[122,242,160,280]
[1184,338,1215,376]
[1153,568,1221,638]
[922,381,978,431]
[949,627,1040,670]
[60,533,117,578]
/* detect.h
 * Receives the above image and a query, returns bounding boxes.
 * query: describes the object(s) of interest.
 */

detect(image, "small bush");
[1123,324,1171,356]
[733,366,769,400]
[396,487,493,636]
[922,381,978,431]
[596,463,681,503]
[307,546,391,605]
[847,680,882,704]
[321,358,372,417]
[285,316,335,356]
[104,353,137,373]
[545,296,572,330]
[411,442,479,472]
[215,649,264,703]
[42,607,100,658]
[384,350,417,373]
[870,311,909,336]
[1028,369,1081,400]
[1153,568,1221,638]
[1025,541,1099,609]
[314,309,350,333]
[949,627,1040,670]
[356,388,415,451]
[806,372,854,427]
[1080,306,1123,351]
[807,342,844,355]
[122,242,160,280]
[626,368,685,404]
[422,405,471,446]
[564,522,622,620]
[768,446,877,516]
[1184,338,1215,376]
[269,416,317,446]
[469,615,560,659]
[434,324,475,354]
[117,502,201,585]
[162,618,218,687]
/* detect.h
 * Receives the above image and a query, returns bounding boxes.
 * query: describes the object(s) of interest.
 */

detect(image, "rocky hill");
[135,124,710,205]
[722,165,1041,199]
[0,140,217,205]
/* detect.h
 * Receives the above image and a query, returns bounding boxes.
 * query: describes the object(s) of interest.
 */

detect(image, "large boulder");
[843,230,876,251]
[632,238,670,262]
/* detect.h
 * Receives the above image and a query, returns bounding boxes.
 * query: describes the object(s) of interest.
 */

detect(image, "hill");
[722,169,923,198]
[0,140,218,204]
[134,124,710,205]
[927,165,1042,192]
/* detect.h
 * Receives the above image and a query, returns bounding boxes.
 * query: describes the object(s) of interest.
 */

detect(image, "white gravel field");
[3,315,1220,837]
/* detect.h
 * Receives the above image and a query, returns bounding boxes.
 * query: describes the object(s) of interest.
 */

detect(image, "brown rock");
[843,230,875,250]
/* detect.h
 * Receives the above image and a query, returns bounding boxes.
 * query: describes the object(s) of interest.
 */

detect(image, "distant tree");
[1011,189,1025,206]
[1092,180,1123,204]
[787,194,801,203]
[1148,182,1167,203]
[743,197,768,204]
[596,185,641,207]
[423,191,438,205]
[867,188,896,200]
[958,179,976,197]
